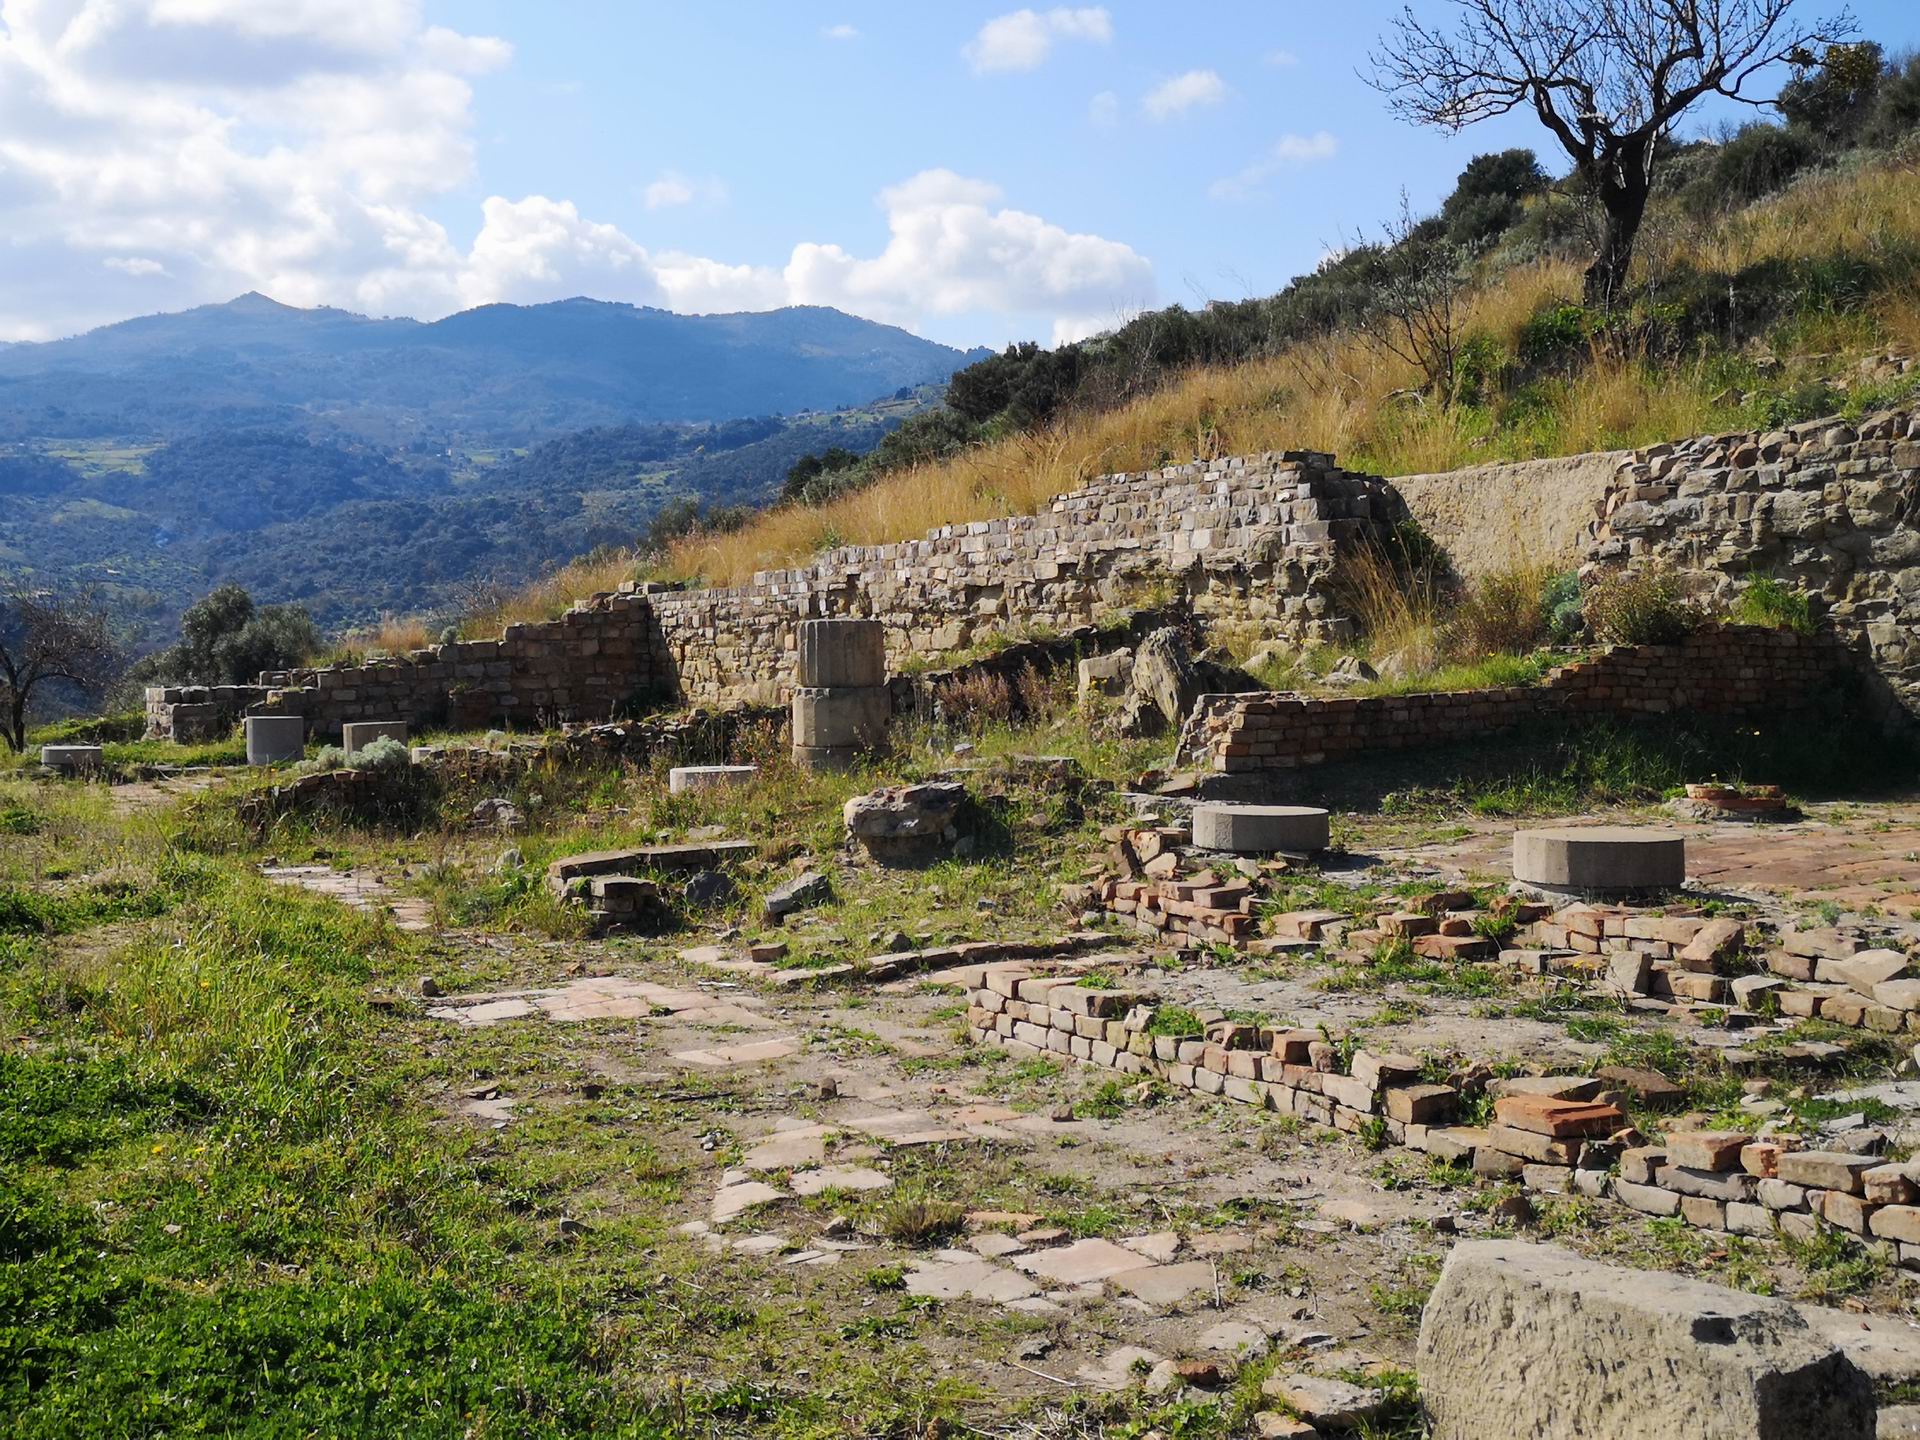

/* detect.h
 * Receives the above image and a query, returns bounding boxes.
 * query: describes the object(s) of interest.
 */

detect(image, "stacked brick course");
[960,962,1920,1270]
[1198,625,1847,774]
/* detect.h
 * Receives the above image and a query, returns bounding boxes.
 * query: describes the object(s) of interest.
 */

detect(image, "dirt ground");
[262,795,1920,1413]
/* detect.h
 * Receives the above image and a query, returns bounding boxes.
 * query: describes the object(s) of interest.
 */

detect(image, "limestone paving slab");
[674,1038,800,1068]
[789,1165,893,1196]
[1108,1259,1218,1307]
[1012,1238,1158,1285]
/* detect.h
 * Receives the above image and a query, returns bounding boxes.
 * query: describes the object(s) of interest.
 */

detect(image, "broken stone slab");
[1260,1373,1385,1431]
[1010,1237,1155,1285]
[764,870,832,920]
[1107,1260,1217,1307]
[843,782,969,863]
[549,842,756,888]
[1417,1240,1874,1440]
[1836,948,1914,997]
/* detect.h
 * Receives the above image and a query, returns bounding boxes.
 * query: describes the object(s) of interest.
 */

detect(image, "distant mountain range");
[0,294,988,642]
[0,292,986,442]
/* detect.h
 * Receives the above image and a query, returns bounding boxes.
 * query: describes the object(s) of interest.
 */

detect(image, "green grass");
[1352,650,1556,698]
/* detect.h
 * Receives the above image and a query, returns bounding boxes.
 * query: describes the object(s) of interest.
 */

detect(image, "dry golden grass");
[459,546,642,638]
[498,154,1920,601]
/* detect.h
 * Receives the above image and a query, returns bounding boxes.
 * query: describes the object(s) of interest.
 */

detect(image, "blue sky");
[1,2,1914,346]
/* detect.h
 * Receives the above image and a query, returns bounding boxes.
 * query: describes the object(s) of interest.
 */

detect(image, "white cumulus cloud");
[1088,89,1119,128]
[1143,69,1226,121]
[963,7,1112,74]
[0,2,1151,344]
[822,23,859,40]
[1209,131,1340,200]
[1264,48,1299,68]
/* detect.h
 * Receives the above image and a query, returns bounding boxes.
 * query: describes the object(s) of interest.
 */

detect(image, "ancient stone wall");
[1197,626,1849,774]
[1583,405,1920,718]
[644,450,1394,705]
[145,592,666,741]
[145,453,1393,737]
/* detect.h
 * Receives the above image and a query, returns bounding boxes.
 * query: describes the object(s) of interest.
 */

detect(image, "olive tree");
[0,587,119,752]
[1370,0,1853,305]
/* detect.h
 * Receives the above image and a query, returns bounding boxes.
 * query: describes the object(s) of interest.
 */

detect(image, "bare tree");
[0,587,119,752]
[1370,0,1853,306]
[1356,196,1469,404]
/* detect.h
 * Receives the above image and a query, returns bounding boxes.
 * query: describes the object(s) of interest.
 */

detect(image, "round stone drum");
[1191,803,1331,854]
[1512,825,1686,895]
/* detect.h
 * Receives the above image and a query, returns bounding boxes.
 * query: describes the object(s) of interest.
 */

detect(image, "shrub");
[1730,576,1816,634]
[1444,562,1551,657]
[297,745,347,775]
[347,736,412,773]
[1582,568,1698,646]
[1702,123,1817,208]
[1541,571,1584,642]
[1517,303,1593,369]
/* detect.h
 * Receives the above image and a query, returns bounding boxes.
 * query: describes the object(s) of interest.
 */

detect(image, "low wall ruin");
[1194,626,1853,774]
[142,405,1920,745]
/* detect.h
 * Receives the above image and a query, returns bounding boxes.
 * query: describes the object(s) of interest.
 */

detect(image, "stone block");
[1416,1240,1875,1440]
[1666,1131,1752,1172]
[1190,803,1329,854]
[796,618,886,688]
[244,716,304,765]
[341,720,408,756]
[1776,1152,1875,1194]
[40,743,104,772]
[1512,825,1686,894]
[792,686,891,750]
[669,764,758,795]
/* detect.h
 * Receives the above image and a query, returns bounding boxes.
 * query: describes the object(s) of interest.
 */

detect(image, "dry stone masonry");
[1585,404,1920,719]
[144,407,1920,754]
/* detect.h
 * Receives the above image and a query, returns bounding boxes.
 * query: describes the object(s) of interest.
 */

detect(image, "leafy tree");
[0,587,119,751]
[1371,0,1853,305]
[141,585,320,685]
[1777,39,1884,140]
[1440,148,1551,248]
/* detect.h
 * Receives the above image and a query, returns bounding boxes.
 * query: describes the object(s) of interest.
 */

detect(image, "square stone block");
[243,716,305,765]
[342,720,409,756]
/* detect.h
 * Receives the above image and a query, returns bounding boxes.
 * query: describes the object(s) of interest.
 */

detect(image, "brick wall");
[1198,625,1848,774]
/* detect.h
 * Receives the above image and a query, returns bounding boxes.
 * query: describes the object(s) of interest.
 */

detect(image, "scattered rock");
[764,870,832,920]
[684,869,735,907]
[1261,1372,1384,1429]
[843,782,969,864]
[419,976,443,998]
